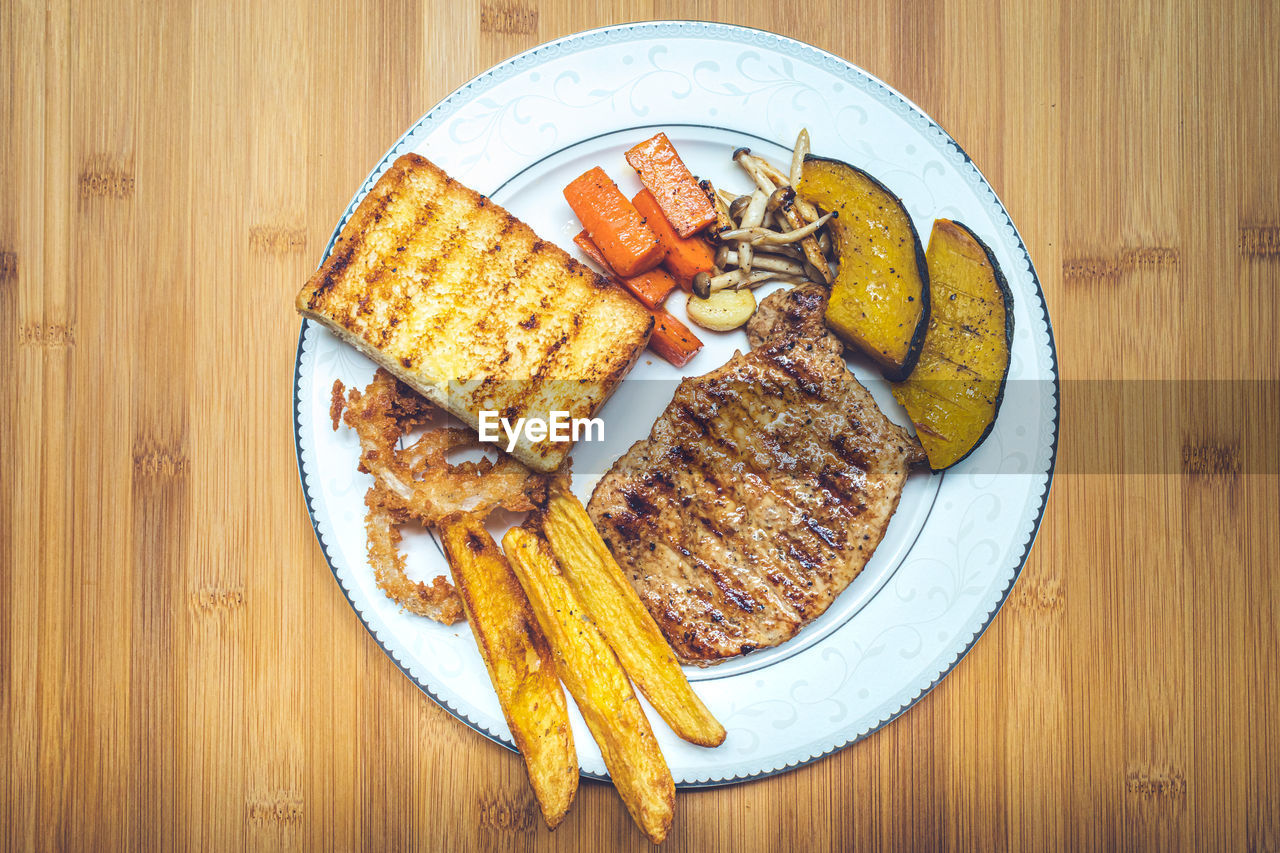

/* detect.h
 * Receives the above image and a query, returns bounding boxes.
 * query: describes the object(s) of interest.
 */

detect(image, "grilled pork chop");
[588,284,925,664]
[297,153,653,472]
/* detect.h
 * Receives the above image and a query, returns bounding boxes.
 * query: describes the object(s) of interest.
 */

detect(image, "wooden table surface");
[4,0,1277,850]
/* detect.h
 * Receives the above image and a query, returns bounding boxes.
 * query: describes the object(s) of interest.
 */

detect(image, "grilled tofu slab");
[588,285,925,664]
[297,153,653,472]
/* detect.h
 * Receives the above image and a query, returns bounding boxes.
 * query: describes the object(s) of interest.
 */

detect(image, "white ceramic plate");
[294,21,1058,787]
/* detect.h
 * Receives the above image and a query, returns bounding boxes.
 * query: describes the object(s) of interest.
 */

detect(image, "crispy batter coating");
[332,369,546,624]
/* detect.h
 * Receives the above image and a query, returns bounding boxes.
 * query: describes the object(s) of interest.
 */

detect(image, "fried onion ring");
[332,369,546,624]
[365,491,465,624]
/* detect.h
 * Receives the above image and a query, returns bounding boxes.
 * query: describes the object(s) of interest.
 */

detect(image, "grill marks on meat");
[589,285,925,664]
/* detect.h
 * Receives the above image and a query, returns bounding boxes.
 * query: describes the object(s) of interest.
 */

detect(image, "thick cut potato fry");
[439,516,577,829]
[542,489,726,748]
[503,528,676,844]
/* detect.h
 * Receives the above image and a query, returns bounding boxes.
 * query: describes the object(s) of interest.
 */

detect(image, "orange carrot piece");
[574,230,676,311]
[632,189,716,291]
[624,133,717,238]
[573,230,617,275]
[622,269,677,312]
[647,308,703,367]
[563,167,665,277]
[576,227,695,362]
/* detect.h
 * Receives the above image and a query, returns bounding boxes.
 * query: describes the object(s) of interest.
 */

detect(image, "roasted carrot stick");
[624,133,716,238]
[572,230,617,275]
[574,230,700,364]
[626,270,677,311]
[574,230,676,311]
[563,167,665,277]
[632,189,716,291]
[648,308,703,367]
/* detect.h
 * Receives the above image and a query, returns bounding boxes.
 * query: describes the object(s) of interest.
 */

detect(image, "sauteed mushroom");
[696,128,838,332]
[718,211,835,246]
[714,129,836,295]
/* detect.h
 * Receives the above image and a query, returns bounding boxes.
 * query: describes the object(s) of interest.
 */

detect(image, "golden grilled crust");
[297,154,653,472]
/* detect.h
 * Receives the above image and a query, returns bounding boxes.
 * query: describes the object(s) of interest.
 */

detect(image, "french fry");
[541,488,727,748]
[439,515,577,829]
[503,527,676,845]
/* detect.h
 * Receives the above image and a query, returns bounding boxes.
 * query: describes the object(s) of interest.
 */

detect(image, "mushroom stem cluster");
[699,128,836,301]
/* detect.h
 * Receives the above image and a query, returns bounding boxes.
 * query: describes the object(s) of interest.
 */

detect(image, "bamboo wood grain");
[2,0,1277,850]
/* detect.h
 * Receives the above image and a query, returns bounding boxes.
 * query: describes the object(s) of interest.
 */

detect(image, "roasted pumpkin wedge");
[797,155,930,380]
[891,219,1014,470]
